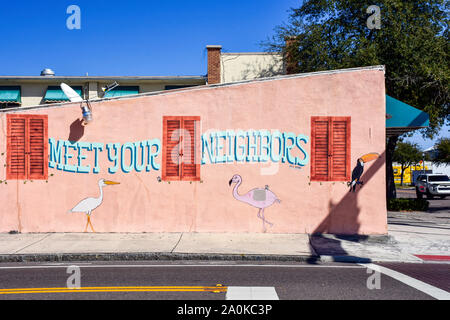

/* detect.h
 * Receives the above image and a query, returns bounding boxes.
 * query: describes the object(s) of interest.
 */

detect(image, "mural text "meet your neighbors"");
[48,130,309,174]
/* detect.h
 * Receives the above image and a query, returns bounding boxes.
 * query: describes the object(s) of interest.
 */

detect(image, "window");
[44,86,83,103]
[429,175,449,182]
[0,86,21,109]
[162,116,200,181]
[6,114,48,180]
[103,86,139,98]
[310,116,351,181]
[0,102,21,109]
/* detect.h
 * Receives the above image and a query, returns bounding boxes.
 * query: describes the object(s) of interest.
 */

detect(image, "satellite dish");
[60,83,83,102]
[60,82,92,125]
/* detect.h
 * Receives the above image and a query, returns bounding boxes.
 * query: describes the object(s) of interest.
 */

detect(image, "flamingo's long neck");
[233,180,247,202]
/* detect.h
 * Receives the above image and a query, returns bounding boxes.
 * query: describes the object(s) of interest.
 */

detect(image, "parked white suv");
[416,174,450,199]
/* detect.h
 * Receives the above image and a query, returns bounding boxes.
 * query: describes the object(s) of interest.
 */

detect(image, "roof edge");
[0,65,385,113]
[0,75,207,81]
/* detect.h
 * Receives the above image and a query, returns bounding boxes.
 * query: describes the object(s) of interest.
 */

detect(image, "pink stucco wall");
[0,67,387,234]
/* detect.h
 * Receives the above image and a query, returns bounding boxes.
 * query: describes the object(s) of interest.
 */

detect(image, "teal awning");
[104,86,139,98]
[44,86,82,102]
[386,95,429,136]
[0,86,21,103]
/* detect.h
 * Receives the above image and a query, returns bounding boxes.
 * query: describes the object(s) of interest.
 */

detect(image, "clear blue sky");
[403,123,449,151]
[1,0,447,147]
[0,0,299,76]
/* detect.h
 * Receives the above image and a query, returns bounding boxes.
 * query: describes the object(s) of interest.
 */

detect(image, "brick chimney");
[284,37,297,75]
[206,45,222,84]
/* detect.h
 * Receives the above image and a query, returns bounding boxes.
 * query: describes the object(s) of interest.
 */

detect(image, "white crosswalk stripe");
[226,286,279,300]
[362,263,450,300]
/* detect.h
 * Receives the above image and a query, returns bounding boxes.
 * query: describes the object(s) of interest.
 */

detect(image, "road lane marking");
[362,263,450,300]
[0,286,227,295]
[0,264,364,270]
[226,287,279,300]
[414,255,450,262]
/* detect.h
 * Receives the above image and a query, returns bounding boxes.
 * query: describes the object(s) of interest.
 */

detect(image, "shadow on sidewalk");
[307,151,386,264]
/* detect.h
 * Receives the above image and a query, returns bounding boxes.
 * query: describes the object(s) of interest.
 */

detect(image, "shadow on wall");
[308,150,386,263]
[239,60,285,81]
[313,150,386,235]
[68,118,85,142]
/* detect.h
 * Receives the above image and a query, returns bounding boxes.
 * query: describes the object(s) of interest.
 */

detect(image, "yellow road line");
[0,286,226,291]
[0,286,228,295]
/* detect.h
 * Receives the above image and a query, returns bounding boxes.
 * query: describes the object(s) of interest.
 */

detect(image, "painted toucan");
[348,153,379,192]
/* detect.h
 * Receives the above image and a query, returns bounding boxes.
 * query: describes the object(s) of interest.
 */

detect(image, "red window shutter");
[28,116,48,180]
[162,117,181,181]
[310,117,330,181]
[311,116,351,181]
[330,117,351,181]
[162,116,200,182]
[180,117,200,181]
[7,115,27,180]
[6,114,48,180]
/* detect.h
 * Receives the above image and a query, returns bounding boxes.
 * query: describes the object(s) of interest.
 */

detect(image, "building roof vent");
[40,68,55,76]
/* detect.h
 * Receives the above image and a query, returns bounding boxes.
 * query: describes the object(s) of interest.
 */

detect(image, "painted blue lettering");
[235,130,246,162]
[216,131,227,163]
[283,132,297,165]
[91,143,104,174]
[201,134,216,164]
[77,142,92,173]
[296,134,309,166]
[134,141,146,172]
[147,139,161,171]
[121,142,135,173]
[270,131,283,162]
[48,138,64,170]
[106,143,120,174]
[260,130,270,162]
[226,130,235,163]
[246,130,259,162]
[63,141,77,172]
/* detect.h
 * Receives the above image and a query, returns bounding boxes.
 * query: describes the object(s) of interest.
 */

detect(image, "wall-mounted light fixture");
[61,81,120,126]
[60,83,92,126]
[102,81,119,94]
[81,101,93,126]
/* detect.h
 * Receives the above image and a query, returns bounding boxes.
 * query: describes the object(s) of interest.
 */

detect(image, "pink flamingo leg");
[257,209,265,232]
[257,208,273,232]
[261,208,273,228]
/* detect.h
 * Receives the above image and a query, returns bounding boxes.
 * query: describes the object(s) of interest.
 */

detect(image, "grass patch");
[388,198,429,212]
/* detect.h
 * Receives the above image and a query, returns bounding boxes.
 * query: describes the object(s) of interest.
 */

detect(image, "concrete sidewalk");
[387,210,450,260]
[0,233,317,263]
[0,211,448,263]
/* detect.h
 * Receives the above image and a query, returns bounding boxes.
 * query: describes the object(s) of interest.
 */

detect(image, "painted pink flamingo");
[228,174,281,232]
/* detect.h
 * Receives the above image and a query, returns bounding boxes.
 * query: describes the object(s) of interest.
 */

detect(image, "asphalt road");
[0,261,448,300]
[396,188,450,214]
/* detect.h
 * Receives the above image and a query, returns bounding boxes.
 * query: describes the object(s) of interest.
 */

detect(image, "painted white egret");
[68,179,120,232]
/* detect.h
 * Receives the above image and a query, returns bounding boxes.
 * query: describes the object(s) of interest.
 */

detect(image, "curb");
[0,252,321,263]
[317,255,423,264]
[0,252,421,264]
[309,234,396,245]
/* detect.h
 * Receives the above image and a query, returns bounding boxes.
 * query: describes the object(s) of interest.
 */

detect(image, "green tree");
[392,142,423,185]
[433,137,450,165]
[263,0,449,198]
